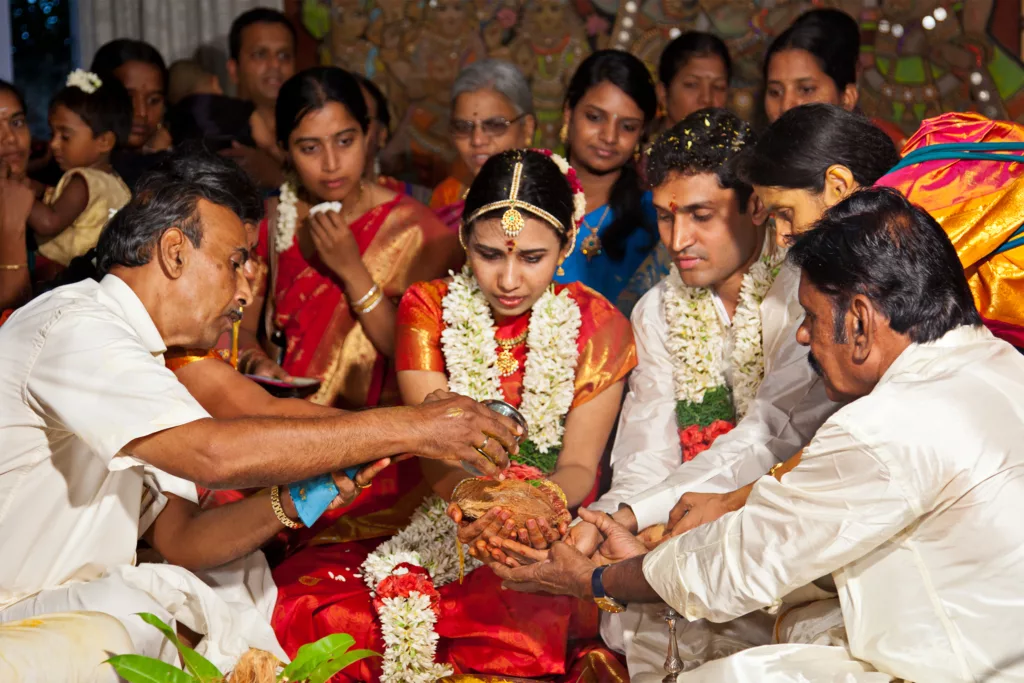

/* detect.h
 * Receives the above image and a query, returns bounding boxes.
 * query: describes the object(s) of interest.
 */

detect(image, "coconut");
[451,477,571,529]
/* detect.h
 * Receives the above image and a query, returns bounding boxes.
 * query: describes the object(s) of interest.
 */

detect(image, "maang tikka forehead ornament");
[465,157,566,239]
[463,150,588,270]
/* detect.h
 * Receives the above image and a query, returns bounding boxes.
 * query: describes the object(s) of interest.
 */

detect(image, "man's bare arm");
[126,394,521,490]
[144,491,294,570]
[601,554,664,604]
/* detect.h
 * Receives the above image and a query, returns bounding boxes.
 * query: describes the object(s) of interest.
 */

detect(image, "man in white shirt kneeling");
[0,151,520,671]
[491,187,1024,682]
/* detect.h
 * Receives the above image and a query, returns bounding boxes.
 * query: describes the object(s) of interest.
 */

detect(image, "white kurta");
[643,325,1024,682]
[613,262,839,531]
[595,261,841,667]
[0,275,285,670]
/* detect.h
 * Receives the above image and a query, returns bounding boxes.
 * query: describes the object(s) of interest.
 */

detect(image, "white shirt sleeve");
[26,312,209,501]
[641,418,919,623]
[588,286,682,515]
[626,314,837,530]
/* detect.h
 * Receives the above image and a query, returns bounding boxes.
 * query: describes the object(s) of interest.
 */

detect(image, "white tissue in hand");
[309,201,343,216]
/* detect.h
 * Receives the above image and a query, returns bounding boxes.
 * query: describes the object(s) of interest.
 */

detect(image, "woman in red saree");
[273,150,636,681]
[206,68,460,554]
[429,60,536,232]
[236,66,462,411]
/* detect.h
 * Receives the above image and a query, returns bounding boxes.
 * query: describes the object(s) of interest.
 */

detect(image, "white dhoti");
[622,583,895,683]
[0,552,285,672]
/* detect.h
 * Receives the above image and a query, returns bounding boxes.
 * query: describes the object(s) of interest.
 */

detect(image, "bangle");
[0,263,28,270]
[350,282,380,308]
[270,485,304,529]
[352,286,384,315]
[768,462,784,480]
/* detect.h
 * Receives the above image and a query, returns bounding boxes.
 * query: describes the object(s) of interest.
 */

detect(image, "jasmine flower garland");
[361,496,479,683]
[663,250,782,459]
[440,267,581,470]
[275,181,300,253]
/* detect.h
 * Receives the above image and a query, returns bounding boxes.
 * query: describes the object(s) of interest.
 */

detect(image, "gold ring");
[356,481,371,490]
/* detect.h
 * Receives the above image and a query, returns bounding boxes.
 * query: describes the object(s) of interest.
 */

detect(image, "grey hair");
[451,59,535,118]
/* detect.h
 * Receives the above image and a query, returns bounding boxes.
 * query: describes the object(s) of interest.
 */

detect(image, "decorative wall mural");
[297,0,1024,186]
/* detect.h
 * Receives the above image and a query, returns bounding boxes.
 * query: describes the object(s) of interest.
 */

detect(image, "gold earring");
[556,258,565,277]
[559,120,568,145]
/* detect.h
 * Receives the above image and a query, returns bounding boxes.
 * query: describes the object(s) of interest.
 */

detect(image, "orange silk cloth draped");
[257,194,461,409]
[272,279,635,682]
[877,112,1024,346]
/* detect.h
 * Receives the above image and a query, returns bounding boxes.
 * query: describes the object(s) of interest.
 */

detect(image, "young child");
[30,69,132,267]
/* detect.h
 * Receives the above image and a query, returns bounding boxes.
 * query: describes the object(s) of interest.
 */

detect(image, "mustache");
[226,308,243,323]
[807,351,824,378]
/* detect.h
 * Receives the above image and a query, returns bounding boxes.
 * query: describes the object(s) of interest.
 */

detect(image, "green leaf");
[676,386,735,428]
[304,649,380,683]
[105,654,199,683]
[279,634,379,682]
[136,613,222,682]
[279,633,354,681]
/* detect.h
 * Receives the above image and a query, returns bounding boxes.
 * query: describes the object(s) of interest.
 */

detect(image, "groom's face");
[652,172,760,290]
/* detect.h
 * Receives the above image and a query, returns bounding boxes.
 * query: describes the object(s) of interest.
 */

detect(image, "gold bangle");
[352,287,384,315]
[270,485,304,529]
[350,282,380,308]
[0,263,28,270]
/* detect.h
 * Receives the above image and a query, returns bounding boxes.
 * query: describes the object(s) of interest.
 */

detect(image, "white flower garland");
[67,69,101,94]
[663,251,782,420]
[730,255,780,417]
[440,267,581,453]
[275,181,299,253]
[362,496,478,589]
[361,496,480,683]
[377,593,452,683]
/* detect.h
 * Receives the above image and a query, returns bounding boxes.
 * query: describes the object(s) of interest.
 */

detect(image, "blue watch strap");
[591,565,609,600]
[288,474,340,527]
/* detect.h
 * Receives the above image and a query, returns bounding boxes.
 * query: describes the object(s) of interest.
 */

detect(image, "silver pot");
[462,399,528,475]
[482,399,528,439]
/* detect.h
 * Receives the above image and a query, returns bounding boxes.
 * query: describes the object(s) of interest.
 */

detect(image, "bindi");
[506,239,516,253]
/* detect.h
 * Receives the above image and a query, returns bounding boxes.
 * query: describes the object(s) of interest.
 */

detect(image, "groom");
[581,109,837,669]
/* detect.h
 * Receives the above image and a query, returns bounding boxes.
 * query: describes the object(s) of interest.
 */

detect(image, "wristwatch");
[591,565,626,613]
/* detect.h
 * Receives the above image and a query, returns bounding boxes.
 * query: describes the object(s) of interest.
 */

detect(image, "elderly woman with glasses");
[430,59,536,231]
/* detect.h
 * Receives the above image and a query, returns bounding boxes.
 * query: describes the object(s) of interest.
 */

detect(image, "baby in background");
[167,59,223,105]
[30,70,132,267]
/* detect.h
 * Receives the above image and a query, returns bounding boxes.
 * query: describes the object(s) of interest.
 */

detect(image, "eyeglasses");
[449,114,526,139]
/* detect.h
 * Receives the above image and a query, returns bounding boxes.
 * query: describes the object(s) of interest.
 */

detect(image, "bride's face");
[287,101,368,203]
[466,215,566,320]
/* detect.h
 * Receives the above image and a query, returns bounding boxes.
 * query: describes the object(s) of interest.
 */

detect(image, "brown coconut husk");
[451,477,571,529]
[227,648,281,683]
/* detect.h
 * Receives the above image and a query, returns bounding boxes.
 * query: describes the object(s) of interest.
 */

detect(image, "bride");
[273,149,637,681]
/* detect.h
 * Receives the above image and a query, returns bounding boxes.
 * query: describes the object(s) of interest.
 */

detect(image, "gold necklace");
[495,328,529,377]
[580,205,611,262]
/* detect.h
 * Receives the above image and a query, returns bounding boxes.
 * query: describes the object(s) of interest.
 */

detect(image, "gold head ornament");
[464,157,568,239]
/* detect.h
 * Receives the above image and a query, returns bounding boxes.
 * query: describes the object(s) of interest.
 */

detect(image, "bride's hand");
[513,516,566,551]
[446,503,518,567]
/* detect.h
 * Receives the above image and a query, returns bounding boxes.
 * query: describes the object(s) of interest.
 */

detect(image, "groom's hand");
[580,508,647,565]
